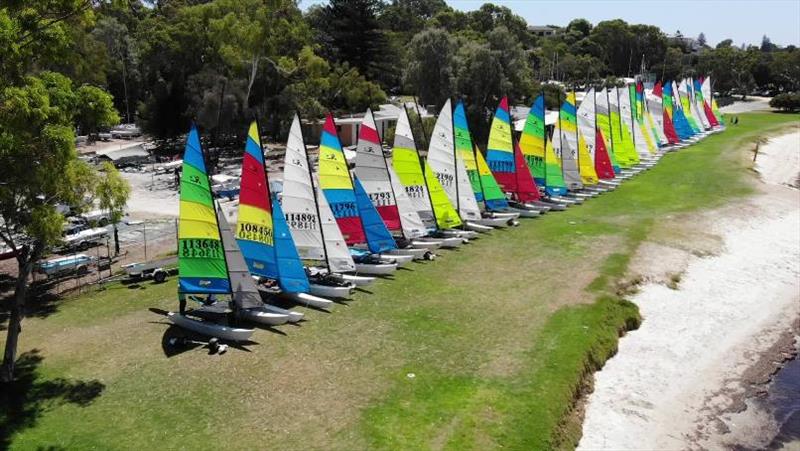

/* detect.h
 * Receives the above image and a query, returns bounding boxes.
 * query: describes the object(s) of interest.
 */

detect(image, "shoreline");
[578,126,800,449]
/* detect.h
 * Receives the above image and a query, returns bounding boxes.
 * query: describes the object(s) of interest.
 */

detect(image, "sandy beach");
[578,126,800,449]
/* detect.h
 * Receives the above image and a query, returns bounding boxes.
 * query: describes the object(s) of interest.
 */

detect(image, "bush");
[769,93,800,112]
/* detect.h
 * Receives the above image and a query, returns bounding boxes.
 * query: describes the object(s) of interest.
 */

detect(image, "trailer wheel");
[76,265,89,275]
[153,270,167,283]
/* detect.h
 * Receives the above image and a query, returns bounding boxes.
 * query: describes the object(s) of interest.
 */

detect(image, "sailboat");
[608,86,642,172]
[652,81,681,148]
[234,121,334,310]
[353,109,432,260]
[576,87,617,189]
[427,99,504,230]
[484,96,545,216]
[318,113,399,274]
[391,106,467,248]
[278,114,375,291]
[564,89,604,192]
[168,125,258,341]
[619,84,657,166]
[454,101,521,224]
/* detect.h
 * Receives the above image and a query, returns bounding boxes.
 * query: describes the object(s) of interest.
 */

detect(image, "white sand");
[123,171,179,219]
[579,129,800,449]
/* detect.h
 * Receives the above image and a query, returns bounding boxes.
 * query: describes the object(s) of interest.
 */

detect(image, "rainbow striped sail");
[569,90,599,185]
[178,125,230,294]
[392,107,436,229]
[453,101,509,210]
[486,97,516,189]
[665,81,693,140]
[319,114,365,245]
[577,88,615,180]
[703,77,723,126]
[654,82,679,144]
[236,122,277,279]
[678,79,702,133]
[696,78,720,127]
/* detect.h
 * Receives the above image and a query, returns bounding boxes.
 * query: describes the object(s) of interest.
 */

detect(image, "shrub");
[769,93,800,112]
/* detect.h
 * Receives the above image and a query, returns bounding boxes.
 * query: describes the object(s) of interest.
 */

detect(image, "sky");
[300,0,800,47]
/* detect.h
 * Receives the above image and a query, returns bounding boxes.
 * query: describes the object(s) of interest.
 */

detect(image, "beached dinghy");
[168,125,258,339]
[464,221,494,232]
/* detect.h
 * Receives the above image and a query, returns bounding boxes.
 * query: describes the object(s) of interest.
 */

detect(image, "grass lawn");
[2,112,798,450]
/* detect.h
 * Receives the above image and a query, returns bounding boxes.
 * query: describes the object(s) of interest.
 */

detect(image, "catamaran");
[318,113,400,275]
[576,87,617,190]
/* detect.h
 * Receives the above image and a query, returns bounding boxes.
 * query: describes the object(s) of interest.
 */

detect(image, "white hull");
[507,207,540,218]
[474,217,509,228]
[263,304,304,322]
[167,312,254,342]
[411,239,443,250]
[490,211,520,219]
[338,273,376,286]
[387,247,429,259]
[464,221,494,232]
[354,262,397,275]
[439,229,479,240]
[309,283,354,298]
[438,236,464,248]
[282,292,334,309]
[379,253,414,266]
[237,307,291,326]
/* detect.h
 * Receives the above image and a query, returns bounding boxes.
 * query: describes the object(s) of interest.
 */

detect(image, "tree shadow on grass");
[0,349,104,449]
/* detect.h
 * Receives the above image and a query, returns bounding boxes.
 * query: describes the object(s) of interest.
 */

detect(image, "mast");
[298,114,331,271]
[572,85,581,174]
[447,98,461,215]
[508,93,523,200]
[557,89,565,180]
[409,99,439,228]
[201,125,233,297]
[628,84,636,151]
[606,86,615,155]
[372,110,406,240]
[615,86,624,145]
[542,87,547,189]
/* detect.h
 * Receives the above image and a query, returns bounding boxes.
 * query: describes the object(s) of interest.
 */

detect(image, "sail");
[392,107,436,229]
[519,95,547,184]
[454,101,510,208]
[703,77,722,126]
[353,109,402,231]
[217,203,261,309]
[678,79,702,133]
[453,101,483,202]
[654,82,680,144]
[486,96,517,191]
[697,77,719,127]
[596,89,622,173]
[272,194,311,293]
[620,85,653,158]
[689,78,711,130]
[512,141,540,201]
[580,89,615,179]
[282,114,325,261]
[645,88,668,145]
[632,84,658,154]
[609,87,640,167]
[427,99,482,220]
[476,149,510,209]
[316,182,356,273]
[319,114,365,245]
[353,176,397,253]
[554,94,583,189]
[666,81,693,140]
[236,121,277,279]
[574,90,600,184]
[387,162,427,238]
[178,125,230,294]
[424,161,462,229]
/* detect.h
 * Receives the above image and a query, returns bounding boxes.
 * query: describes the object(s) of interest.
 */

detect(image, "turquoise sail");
[271,194,310,294]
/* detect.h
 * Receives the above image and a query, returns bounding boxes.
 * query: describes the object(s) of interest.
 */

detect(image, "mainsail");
[353,109,402,231]
[319,114,364,245]
[486,96,541,200]
[678,79,702,133]
[702,77,722,126]
[619,85,653,158]
[387,162,427,238]
[454,101,510,209]
[392,107,436,228]
[353,176,397,253]
[427,99,482,221]
[571,90,600,184]
[217,203,261,310]
[609,87,640,167]
[580,88,616,179]
[596,89,622,173]
[236,122,277,279]
[665,81,693,140]
[178,125,230,294]
[553,93,583,189]
[271,195,310,293]
[697,77,720,127]
[316,182,357,273]
[654,82,680,144]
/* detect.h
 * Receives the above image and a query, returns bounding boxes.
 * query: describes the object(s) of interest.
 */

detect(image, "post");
[143,221,147,262]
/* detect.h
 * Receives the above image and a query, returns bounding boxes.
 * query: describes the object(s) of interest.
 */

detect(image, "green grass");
[3,112,798,450]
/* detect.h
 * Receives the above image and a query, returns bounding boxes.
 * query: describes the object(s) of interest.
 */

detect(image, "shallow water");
[767,354,800,449]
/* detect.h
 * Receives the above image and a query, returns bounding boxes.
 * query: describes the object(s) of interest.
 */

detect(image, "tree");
[96,162,131,255]
[769,93,800,112]
[0,1,125,382]
[761,35,776,52]
[566,18,592,38]
[403,28,457,107]
[75,85,121,135]
[697,32,707,48]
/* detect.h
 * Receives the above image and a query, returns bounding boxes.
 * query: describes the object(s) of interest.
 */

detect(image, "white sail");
[387,162,426,238]
[646,89,668,144]
[282,114,326,261]
[701,77,712,107]
[553,114,583,190]
[316,181,356,273]
[619,85,651,158]
[577,88,597,161]
[688,78,711,129]
[426,99,481,221]
[353,109,401,232]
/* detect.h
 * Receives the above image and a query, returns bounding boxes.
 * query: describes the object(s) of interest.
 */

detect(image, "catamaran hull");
[282,292,334,309]
[474,216,509,228]
[309,283,354,299]
[237,307,291,326]
[464,221,494,232]
[411,239,443,250]
[354,262,397,275]
[438,236,464,248]
[386,247,430,259]
[167,312,254,342]
[379,253,414,266]
[439,229,479,240]
[507,207,540,218]
[338,273,376,286]
[262,304,304,323]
